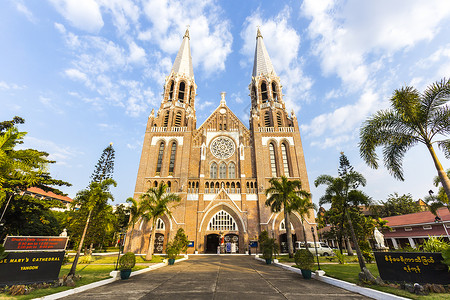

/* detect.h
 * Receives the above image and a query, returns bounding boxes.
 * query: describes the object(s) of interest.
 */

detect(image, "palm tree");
[140,184,180,261]
[360,78,450,207]
[314,153,372,274]
[124,197,142,252]
[291,197,316,252]
[265,176,311,258]
[68,178,117,276]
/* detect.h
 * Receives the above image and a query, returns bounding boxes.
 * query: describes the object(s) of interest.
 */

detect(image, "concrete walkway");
[61,255,369,299]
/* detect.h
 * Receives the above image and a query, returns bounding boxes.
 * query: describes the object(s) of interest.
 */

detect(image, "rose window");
[210,136,235,159]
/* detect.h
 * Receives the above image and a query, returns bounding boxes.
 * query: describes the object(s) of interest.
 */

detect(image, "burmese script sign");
[4,236,68,251]
[0,251,65,285]
[374,252,450,284]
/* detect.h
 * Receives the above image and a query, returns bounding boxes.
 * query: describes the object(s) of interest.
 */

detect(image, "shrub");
[420,236,450,252]
[166,242,178,259]
[441,247,450,271]
[172,228,190,254]
[333,249,345,264]
[80,255,93,264]
[119,252,136,270]
[261,238,279,260]
[359,241,374,263]
[294,249,314,270]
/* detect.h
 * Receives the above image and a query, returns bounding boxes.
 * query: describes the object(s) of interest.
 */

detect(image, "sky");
[1,0,450,209]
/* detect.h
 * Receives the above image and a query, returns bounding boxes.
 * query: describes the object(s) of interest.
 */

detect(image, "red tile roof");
[383,207,450,226]
[26,187,72,203]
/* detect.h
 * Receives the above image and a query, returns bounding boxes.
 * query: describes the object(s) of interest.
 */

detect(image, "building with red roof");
[382,207,450,249]
[22,187,73,211]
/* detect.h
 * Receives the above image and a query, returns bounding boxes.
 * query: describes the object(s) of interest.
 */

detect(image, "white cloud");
[21,136,82,166]
[0,81,25,90]
[64,68,87,81]
[49,0,104,33]
[16,1,36,23]
[97,0,140,36]
[142,0,232,74]
[240,7,313,112]
[39,96,64,114]
[128,41,146,65]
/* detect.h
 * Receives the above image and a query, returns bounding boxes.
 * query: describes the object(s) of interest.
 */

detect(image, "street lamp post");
[311,226,321,270]
[115,231,125,271]
[428,190,450,241]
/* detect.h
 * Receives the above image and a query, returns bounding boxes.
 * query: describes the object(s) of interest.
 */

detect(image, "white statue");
[60,228,68,237]
[374,228,385,248]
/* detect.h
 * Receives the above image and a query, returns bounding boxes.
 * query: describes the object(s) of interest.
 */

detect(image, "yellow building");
[126,29,315,254]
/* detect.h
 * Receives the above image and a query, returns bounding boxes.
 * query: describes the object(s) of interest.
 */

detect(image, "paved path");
[62,256,369,299]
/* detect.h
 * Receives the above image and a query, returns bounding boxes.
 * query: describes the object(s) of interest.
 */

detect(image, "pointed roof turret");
[252,28,276,77]
[172,28,194,78]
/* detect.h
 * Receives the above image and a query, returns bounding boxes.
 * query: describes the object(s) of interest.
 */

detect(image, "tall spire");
[172,27,194,78]
[252,28,276,77]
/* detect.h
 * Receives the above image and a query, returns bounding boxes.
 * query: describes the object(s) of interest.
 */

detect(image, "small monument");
[374,228,388,250]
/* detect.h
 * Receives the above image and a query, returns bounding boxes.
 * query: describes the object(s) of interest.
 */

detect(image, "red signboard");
[3,236,68,251]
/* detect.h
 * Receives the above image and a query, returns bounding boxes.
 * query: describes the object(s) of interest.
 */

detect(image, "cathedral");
[126,28,315,254]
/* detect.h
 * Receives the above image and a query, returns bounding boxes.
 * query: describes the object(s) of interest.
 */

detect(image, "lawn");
[316,263,450,299]
[276,253,359,264]
[65,254,166,264]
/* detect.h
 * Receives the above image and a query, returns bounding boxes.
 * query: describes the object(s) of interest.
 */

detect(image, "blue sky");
[1,0,450,208]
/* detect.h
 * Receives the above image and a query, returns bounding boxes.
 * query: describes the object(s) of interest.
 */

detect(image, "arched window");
[163,111,169,127]
[280,219,294,231]
[210,162,217,178]
[156,218,165,230]
[228,162,235,178]
[168,142,176,174]
[208,210,237,231]
[272,82,278,102]
[261,82,268,101]
[156,142,165,174]
[205,182,210,193]
[178,82,185,102]
[219,162,227,179]
[167,181,171,193]
[269,143,277,177]
[189,85,195,103]
[174,111,182,127]
[153,181,158,187]
[277,112,283,127]
[264,112,271,127]
[252,85,257,103]
[168,81,174,100]
[281,143,290,177]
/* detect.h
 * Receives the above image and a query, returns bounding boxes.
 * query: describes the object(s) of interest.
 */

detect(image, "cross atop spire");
[252,28,276,77]
[172,28,194,78]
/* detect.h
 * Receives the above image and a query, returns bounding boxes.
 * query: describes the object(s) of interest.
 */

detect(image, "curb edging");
[254,256,408,300]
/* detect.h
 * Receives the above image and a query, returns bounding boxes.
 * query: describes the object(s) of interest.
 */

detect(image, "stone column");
[391,238,398,249]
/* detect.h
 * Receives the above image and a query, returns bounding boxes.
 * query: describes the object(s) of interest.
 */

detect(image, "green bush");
[359,241,374,263]
[441,247,450,270]
[172,228,190,254]
[294,249,314,270]
[261,238,279,260]
[420,236,450,252]
[166,242,178,259]
[333,249,345,264]
[119,252,136,270]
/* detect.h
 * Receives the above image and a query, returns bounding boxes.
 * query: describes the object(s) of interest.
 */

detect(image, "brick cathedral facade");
[126,29,315,254]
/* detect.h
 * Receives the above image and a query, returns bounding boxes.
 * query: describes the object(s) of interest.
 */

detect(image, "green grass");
[318,263,450,299]
[66,254,166,264]
[276,254,359,264]
[0,263,147,300]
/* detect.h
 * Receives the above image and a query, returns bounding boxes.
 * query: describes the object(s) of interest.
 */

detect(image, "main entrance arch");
[206,234,220,253]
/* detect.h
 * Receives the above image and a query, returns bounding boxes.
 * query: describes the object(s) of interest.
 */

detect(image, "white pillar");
[408,237,416,249]
[391,238,398,249]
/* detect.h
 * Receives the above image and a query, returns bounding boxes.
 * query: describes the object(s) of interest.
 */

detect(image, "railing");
[258,127,294,133]
[261,102,270,108]
[187,188,199,194]
[163,102,171,108]
[151,127,187,132]
[274,103,282,108]
[247,188,257,194]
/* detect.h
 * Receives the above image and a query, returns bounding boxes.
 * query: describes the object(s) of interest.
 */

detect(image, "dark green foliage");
[374,193,421,217]
[172,228,189,254]
[0,116,24,133]
[294,249,314,270]
[166,242,178,259]
[259,230,278,260]
[0,245,8,260]
[119,252,136,270]
[420,236,449,252]
[90,144,115,184]
[359,240,374,263]
[441,247,450,270]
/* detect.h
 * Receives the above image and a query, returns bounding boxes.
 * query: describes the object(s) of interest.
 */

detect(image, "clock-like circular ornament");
[210,136,235,159]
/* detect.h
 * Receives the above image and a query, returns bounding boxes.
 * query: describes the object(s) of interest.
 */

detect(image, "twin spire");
[170,27,276,79]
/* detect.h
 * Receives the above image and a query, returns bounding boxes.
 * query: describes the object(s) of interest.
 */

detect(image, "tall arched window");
[189,85,195,104]
[163,111,169,127]
[277,112,283,127]
[272,82,278,102]
[156,218,165,230]
[168,81,174,100]
[178,82,185,102]
[264,112,271,127]
[168,142,176,174]
[167,181,171,193]
[261,82,268,101]
[269,143,277,177]
[228,162,236,178]
[252,85,257,103]
[219,162,227,179]
[174,111,182,127]
[281,143,290,177]
[208,210,237,231]
[210,162,217,178]
[156,142,165,174]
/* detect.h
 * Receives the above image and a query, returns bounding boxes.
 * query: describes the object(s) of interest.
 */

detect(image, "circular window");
[210,136,235,159]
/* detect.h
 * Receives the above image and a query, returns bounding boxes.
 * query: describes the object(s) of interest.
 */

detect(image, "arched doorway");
[279,233,297,253]
[206,234,220,253]
[154,233,164,253]
[224,233,239,253]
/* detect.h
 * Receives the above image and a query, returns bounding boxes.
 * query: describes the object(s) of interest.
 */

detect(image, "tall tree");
[374,193,421,217]
[68,178,116,276]
[291,196,316,251]
[314,153,372,276]
[360,78,450,208]
[140,184,180,260]
[265,176,311,258]
[90,143,115,184]
[124,197,142,251]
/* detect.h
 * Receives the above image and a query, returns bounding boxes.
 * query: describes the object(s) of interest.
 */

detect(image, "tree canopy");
[373,193,421,217]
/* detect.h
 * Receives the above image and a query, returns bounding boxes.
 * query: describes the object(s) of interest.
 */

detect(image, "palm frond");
[437,140,450,159]
[420,78,450,120]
